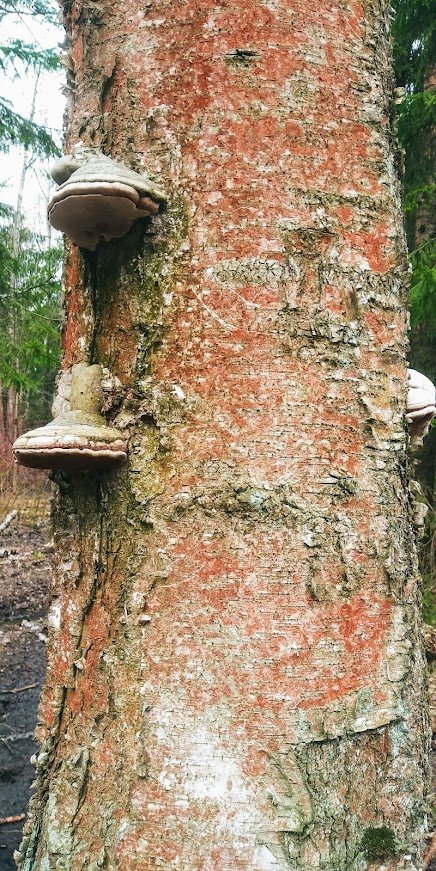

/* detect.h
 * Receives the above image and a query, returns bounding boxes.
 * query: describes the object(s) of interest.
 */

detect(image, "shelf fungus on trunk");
[13,363,127,471]
[47,147,166,250]
[406,368,436,437]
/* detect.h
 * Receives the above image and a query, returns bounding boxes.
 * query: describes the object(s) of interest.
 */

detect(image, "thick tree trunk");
[18,0,429,869]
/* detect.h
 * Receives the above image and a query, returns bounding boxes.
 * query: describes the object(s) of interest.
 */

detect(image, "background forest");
[0,0,435,592]
[392,0,436,620]
[0,0,62,492]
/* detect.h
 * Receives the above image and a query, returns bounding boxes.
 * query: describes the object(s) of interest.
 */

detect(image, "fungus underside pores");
[47,147,166,250]
[13,363,127,471]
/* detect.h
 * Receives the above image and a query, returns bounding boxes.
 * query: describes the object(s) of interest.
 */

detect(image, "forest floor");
[0,492,436,869]
[0,491,52,870]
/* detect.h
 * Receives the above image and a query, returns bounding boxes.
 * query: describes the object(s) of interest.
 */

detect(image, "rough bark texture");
[18,0,429,869]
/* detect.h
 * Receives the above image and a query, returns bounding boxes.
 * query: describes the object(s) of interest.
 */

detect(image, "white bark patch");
[254,845,284,868]
[182,726,251,804]
[147,709,305,868]
[47,604,61,631]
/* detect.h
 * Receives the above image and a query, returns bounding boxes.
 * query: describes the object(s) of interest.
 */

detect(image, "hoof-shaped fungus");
[48,147,166,250]
[13,363,127,471]
[406,368,436,438]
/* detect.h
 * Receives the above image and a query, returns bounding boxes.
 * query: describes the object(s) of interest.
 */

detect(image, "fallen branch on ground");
[0,731,35,744]
[424,834,436,869]
[0,814,25,825]
[0,509,18,534]
[0,682,39,694]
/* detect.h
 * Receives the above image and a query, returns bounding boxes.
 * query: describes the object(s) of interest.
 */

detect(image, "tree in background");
[0,0,62,485]
[0,0,59,155]
[392,0,436,369]
[392,0,436,620]
[0,222,61,469]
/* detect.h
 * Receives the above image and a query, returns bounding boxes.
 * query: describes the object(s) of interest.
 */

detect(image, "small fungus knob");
[48,148,166,250]
[406,368,436,438]
[13,363,127,471]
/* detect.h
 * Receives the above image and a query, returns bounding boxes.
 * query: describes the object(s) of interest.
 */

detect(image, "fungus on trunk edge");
[48,148,166,250]
[406,368,436,438]
[13,363,127,471]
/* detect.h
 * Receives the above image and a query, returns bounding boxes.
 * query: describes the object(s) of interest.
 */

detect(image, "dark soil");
[0,516,52,870]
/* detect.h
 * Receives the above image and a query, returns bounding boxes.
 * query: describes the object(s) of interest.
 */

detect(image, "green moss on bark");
[360,826,397,859]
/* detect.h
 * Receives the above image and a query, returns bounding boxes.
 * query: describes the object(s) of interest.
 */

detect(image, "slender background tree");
[0,0,59,154]
[0,0,62,483]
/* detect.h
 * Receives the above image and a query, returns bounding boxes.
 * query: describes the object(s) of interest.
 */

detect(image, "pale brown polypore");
[406,368,436,438]
[48,150,166,250]
[13,363,127,471]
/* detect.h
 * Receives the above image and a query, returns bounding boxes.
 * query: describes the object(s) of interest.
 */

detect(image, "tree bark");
[18,0,429,869]
[6,384,20,492]
[0,379,6,457]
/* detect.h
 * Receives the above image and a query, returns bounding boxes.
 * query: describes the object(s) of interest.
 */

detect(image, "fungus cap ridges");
[48,148,166,250]
[13,363,127,471]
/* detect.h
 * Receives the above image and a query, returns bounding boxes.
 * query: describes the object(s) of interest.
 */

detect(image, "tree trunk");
[6,384,20,491]
[0,379,6,457]
[18,1,429,869]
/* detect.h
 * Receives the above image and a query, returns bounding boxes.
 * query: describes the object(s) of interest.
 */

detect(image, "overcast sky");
[0,12,65,236]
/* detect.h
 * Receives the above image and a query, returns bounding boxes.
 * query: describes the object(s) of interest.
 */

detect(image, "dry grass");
[0,467,52,526]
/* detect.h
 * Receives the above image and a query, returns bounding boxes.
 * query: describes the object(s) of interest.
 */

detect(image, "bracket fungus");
[406,368,436,437]
[13,363,127,471]
[48,147,166,250]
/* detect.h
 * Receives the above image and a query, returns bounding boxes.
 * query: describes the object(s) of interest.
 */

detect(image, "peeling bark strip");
[18,0,429,869]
